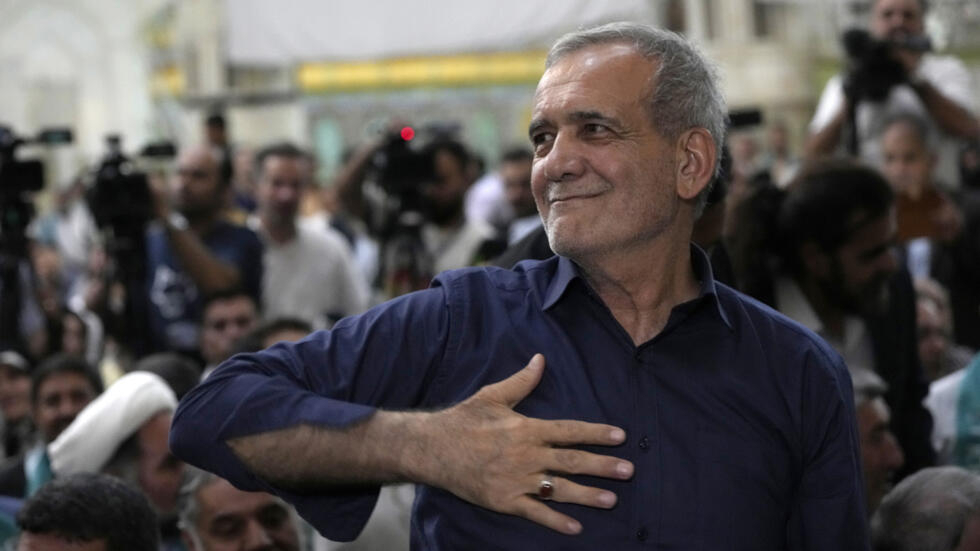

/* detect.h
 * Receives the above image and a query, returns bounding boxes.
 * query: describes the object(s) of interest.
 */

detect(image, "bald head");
[173,146,228,219]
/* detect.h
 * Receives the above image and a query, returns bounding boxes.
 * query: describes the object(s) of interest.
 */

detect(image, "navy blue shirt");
[146,220,263,353]
[171,247,868,550]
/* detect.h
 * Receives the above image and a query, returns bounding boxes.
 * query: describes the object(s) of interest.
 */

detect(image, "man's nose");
[541,132,585,183]
[242,518,274,551]
[885,433,905,471]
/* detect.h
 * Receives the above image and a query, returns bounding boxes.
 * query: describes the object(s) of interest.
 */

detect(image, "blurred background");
[3,0,979,187]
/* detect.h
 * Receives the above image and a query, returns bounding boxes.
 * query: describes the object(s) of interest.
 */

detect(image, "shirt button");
[639,436,650,450]
[636,527,649,541]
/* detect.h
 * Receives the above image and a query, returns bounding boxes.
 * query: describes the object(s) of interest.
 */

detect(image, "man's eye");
[531,132,553,146]
[583,123,610,135]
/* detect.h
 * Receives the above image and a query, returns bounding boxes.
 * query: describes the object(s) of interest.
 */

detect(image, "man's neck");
[185,212,220,236]
[578,234,699,346]
[260,214,297,244]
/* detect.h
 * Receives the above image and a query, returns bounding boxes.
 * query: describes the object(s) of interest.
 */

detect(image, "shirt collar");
[542,244,732,330]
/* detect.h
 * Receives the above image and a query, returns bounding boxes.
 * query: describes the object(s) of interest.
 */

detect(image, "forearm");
[332,143,379,219]
[163,221,240,293]
[913,80,980,140]
[226,410,433,492]
[804,105,848,159]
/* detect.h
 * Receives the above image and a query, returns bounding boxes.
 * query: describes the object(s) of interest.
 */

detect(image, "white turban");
[49,371,177,475]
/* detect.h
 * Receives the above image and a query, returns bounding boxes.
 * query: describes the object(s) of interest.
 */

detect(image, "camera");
[0,126,72,256]
[841,28,931,103]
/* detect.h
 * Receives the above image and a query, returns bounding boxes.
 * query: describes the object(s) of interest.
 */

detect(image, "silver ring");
[537,476,555,500]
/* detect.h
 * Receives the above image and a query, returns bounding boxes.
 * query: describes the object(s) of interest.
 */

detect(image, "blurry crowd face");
[257,155,309,228]
[423,150,470,226]
[33,371,98,443]
[501,158,536,218]
[821,209,899,316]
[871,0,925,40]
[60,313,88,359]
[138,411,184,516]
[880,122,934,196]
[530,43,681,261]
[200,296,258,366]
[173,147,225,220]
[0,364,32,424]
[186,478,299,551]
[916,299,950,381]
[857,397,904,514]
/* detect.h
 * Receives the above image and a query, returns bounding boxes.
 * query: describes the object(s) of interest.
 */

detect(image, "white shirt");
[810,54,976,190]
[261,224,368,328]
[925,367,967,465]
[775,276,876,377]
[421,220,495,274]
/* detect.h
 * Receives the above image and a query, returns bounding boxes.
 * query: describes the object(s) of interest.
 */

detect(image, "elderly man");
[853,369,905,516]
[172,23,866,548]
[871,466,980,551]
[147,145,263,356]
[177,467,299,551]
[806,0,978,188]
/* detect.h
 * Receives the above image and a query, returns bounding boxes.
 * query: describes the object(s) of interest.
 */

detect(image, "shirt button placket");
[636,527,649,542]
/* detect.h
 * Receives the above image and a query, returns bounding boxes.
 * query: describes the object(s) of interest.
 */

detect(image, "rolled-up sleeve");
[170,282,452,540]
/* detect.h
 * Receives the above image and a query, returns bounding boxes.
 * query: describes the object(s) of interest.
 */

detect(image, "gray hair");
[852,367,888,408]
[871,466,980,551]
[546,22,727,215]
[881,111,937,153]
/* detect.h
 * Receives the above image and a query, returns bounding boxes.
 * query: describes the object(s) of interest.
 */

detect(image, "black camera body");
[841,28,931,103]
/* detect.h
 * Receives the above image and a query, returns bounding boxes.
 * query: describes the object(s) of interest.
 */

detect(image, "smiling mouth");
[550,193,601,204]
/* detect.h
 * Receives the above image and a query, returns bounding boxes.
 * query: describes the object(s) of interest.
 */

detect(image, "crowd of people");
[2,0,980,549]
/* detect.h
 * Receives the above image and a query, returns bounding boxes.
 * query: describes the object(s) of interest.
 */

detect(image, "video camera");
[0,126,73,256]
[841,28,931,103]
[369,121,461,214]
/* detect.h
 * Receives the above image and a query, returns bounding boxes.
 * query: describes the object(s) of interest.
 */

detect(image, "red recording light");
[400,126,415,141]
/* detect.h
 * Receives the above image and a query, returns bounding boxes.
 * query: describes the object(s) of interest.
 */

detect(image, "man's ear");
[801,241,831,279]
[675,128,716,201]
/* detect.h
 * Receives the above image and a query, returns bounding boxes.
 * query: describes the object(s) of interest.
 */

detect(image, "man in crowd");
[853,369,905,516]
[0,351,34,460]
[49,371,182,547]
[177,467,299,551]
[16,472,159,551]
[499,147,539,245]
[172,22,867,548]
[199,290,259,378]
[253,142,366,327]
[763,160,935,476]
[0,354,102,498]
[806,0,978,189]
[147,145,263,357]
[871,466,980,551]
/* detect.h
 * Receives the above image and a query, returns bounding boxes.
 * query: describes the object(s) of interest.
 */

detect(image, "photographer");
[146,145,262,357]
[333,130,493,296]
[806,0,978,189]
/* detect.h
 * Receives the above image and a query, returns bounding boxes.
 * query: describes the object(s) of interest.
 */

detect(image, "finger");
[528,475,618,509]
[546,448,633,481]
[512,495,582,535]
[530,418,627,447]
[480,354,546,408]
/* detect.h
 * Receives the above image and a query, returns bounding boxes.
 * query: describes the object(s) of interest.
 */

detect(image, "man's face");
[256,156,308,228]
[502,158,536,218]
[18,532,106,551]
[0,364,32,423]
[881,123,934,195]
[137,411,183,516]
[871,0,924,40]
[423,150,469,226]
[33,371,98,443]
[200,296,258,366]
[529,43,681,260]
[820,210,899,316]
[916,300,949,381]
[185,478,299,551]
[857,397,904,514]
[173,148,225,219]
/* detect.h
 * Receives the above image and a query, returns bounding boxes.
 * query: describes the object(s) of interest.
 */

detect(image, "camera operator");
[146,145,263,357]
[333,130,494,296]
[806,0,979,189]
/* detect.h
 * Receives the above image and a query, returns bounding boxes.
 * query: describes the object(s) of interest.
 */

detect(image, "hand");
[148,172,171,221]
[414,354,632,535]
